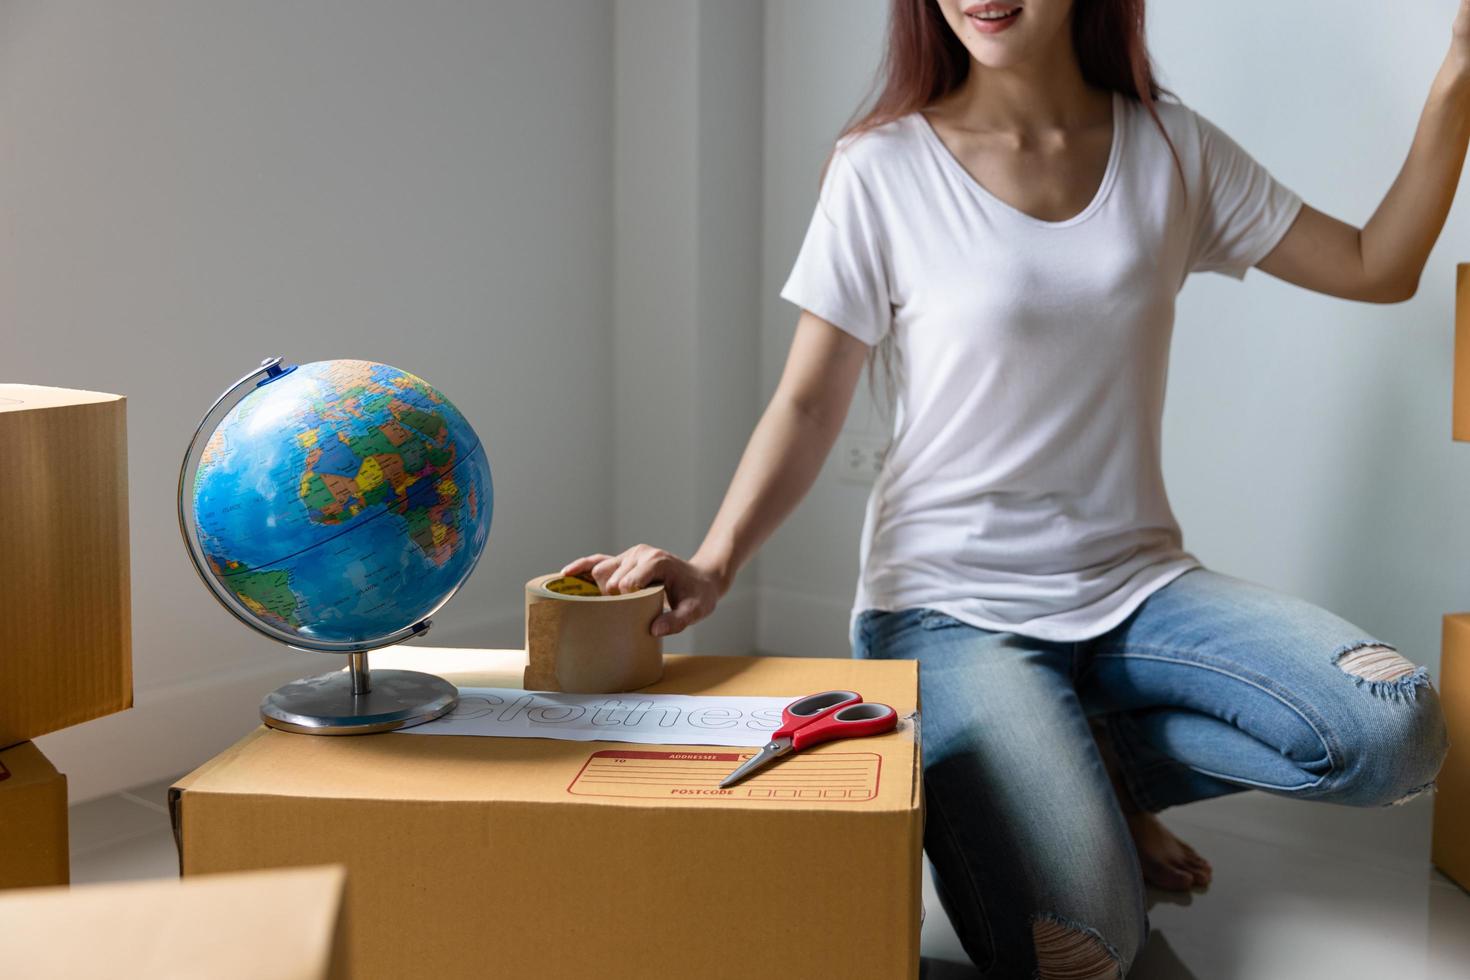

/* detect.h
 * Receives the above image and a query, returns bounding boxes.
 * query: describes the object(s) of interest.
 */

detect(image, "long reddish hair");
[842,0,1180,181]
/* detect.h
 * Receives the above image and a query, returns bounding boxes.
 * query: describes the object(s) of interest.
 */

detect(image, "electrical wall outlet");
[836,431,888,486]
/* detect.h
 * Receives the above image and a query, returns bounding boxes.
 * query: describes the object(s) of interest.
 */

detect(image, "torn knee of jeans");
[1031,912,1121,980]
[1333,642,1431,702]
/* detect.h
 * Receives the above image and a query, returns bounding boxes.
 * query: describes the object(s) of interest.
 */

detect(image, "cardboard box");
[0,741,68,889]
[1434,614,1470,889]
[172,649,923,979]
[0,385,132,747]
[0,865,348,979]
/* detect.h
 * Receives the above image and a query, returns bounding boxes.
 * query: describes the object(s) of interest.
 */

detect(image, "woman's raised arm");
[1257,0,1470,302]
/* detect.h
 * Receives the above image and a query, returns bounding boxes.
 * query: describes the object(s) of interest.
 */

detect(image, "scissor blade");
[719,740,789,788]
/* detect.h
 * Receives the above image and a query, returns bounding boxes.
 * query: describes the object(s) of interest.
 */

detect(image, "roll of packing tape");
[523,573,665,693]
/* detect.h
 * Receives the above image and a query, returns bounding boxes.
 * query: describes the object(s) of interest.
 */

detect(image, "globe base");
[261,666,458,735]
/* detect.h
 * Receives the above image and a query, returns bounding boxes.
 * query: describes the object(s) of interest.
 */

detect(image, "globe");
[180,358,492,654]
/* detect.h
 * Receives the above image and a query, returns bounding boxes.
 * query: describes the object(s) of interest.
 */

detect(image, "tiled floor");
[73,781,1470,979]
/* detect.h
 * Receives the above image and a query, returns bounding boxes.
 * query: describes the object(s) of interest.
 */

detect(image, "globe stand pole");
[259,646,460,736]
[349,650,371,695]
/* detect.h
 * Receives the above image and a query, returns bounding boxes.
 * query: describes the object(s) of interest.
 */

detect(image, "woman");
[563,0,1465,975]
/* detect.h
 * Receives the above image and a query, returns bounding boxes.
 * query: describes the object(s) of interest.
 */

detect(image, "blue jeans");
[852,566,1449,979]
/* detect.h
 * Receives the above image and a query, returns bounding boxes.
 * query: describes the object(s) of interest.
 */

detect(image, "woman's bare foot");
[1089,717,1213,891]
[1127,810,1212,891]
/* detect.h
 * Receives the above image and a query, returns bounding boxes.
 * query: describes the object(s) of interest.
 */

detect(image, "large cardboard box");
[0,385,132,747]
[0,865,348,979]
[0,740,68,889]
[172,649,923,979]
[1434,614,1470,889]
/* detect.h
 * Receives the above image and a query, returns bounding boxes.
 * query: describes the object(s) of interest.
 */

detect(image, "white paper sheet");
[396,687,800,747]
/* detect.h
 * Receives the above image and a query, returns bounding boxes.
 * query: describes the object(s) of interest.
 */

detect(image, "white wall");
[757,0,1470,676]
[758,1,890,657]
[3,0,616,799]
[1150,2,1470,673]
[613,0,764,655]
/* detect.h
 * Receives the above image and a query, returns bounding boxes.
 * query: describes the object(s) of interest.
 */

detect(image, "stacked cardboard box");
[173,648,924,979]
[1434,614,1470,890]
[0,743,68,889]
[0,385,133,889]
[1440,269,1470,887]
[0,865,348,978]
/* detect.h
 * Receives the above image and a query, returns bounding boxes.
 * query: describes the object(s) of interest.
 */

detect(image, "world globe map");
[188,359,492,648]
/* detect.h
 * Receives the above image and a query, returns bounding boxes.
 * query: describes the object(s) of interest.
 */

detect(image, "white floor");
[72,780,1470,979]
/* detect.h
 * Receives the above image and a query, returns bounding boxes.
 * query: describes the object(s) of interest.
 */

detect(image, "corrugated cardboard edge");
[169,785,188,878]
[37,765,71,889]
[907,664,926,952]
[169,726,264,876]
[908,659,924,811]
[0,384,126,412]
[114,394,135,712]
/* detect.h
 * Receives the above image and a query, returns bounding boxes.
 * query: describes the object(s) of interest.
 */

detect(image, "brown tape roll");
[523,574,665,693]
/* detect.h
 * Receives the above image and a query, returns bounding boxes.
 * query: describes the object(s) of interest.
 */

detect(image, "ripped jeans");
[851,566,1449,979]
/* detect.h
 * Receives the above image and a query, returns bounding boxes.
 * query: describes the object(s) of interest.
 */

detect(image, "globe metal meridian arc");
[177,356,493,734]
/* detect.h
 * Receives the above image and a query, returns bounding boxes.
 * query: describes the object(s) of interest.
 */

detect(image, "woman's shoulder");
[1128,95,1216,170]
[1141,97,1264,171]
[831,114,926,175]
[1135,96,1203,142]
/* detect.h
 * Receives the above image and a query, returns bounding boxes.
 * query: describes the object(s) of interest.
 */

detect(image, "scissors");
[719,690,899,788]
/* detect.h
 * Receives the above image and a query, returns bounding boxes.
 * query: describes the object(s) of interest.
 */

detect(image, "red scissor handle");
[774,690,899,752]
[790,701,898,751]
[773,690,862,742]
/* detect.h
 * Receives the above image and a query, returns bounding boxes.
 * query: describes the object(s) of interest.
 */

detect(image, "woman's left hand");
[1451,0,1470,78]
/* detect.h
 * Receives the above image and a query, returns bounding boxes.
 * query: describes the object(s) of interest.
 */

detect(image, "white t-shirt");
[780,92,1303,642]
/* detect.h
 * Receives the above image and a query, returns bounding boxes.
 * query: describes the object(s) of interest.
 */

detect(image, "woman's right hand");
[559,545,726,637]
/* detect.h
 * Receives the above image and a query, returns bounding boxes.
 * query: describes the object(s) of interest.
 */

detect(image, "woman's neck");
[937,28,1108,135]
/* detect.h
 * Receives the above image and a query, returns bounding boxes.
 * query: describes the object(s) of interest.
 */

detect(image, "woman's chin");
[965,41,1038,71]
